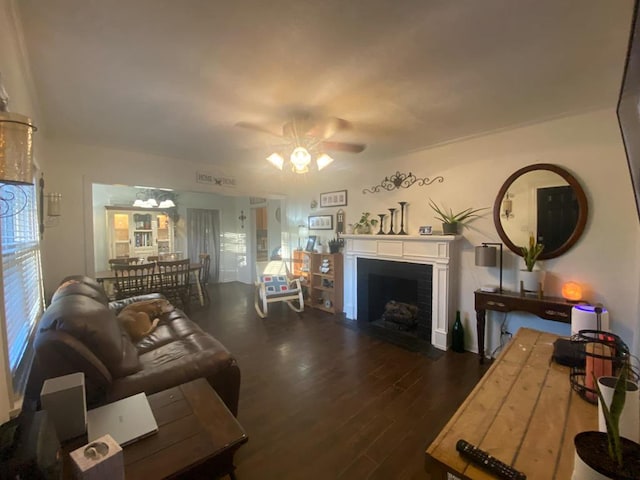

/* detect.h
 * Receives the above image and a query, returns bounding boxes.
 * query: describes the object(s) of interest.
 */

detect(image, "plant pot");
[518,269,545,292]
[572,431,640,479]
[329,245,340,254]
[442,222,458,235]
[598,377,639,443]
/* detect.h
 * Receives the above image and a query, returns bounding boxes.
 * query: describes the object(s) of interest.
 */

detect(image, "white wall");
[283,108,640,358]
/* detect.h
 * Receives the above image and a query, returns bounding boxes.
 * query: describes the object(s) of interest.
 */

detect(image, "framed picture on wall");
[319,190,347,208]
[308,214,333,230]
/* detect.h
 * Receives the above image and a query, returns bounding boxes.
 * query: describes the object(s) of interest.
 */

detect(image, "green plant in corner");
[428,199,488,227]
[520,233,544,271]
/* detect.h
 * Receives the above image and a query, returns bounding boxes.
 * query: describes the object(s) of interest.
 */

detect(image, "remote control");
[456,439,526,480]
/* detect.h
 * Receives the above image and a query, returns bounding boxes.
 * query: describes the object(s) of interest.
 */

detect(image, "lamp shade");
[266,153,284,170]
[316,153,334,171]
[0,112,37,185]
[475,245,497,267]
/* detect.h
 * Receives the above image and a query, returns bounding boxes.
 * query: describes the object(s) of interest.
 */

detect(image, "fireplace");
[342,234,458,351]
[357,258,432,341]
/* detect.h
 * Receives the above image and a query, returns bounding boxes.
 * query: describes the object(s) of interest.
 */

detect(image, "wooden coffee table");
[64,378,247,479]
[124,378,247,479]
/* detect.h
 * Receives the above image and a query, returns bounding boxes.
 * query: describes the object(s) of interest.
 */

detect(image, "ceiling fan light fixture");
[316,153,334,171]
[290,147,311,173]
[266,152,284,170]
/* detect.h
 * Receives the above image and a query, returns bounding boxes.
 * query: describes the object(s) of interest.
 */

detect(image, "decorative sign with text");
[196,171,237,188]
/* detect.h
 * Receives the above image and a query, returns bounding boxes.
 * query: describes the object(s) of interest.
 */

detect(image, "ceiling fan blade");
[235,121,283,138]
[321,141,366,153]
[307,117,352,140]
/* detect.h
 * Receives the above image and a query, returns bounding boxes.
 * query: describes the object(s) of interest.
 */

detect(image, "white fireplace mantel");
[341,234,459,351]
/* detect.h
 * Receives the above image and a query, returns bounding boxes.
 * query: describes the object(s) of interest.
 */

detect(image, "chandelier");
[132,188,176,209]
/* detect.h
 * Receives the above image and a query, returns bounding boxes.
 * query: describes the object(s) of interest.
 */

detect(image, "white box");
[70,434,124,480]
[40,372,87,441]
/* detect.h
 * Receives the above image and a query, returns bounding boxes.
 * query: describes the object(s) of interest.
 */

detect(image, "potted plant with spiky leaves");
[518,233,545,293]
[428,199,488,235]
[572,359,640,479]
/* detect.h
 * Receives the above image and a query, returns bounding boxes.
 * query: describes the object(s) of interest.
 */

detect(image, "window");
[0,182,44,400]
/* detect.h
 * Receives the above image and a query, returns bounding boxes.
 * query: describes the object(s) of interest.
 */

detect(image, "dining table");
[95,263,205,306]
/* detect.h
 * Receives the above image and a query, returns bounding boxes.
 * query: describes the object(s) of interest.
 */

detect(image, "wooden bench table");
[425,328,596,480]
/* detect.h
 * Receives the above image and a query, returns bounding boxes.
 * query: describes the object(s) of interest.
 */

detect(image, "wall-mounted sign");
[196,171,236,188]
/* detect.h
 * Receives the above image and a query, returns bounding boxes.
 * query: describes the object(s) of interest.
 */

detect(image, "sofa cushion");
[106,316,236,403]
[38,294,141,378]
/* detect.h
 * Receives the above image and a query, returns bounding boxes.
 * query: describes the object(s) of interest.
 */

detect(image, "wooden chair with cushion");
[157,259,191,311]
[254,260,304,318]
[112,262,156,299]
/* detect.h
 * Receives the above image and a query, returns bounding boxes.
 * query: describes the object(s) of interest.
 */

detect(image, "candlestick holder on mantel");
[387,208,396,234]
[377,214,386,235]
[398,201,408,235]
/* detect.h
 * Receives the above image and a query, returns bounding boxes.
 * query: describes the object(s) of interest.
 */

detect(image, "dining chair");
[108,257,139,270]
[112,262,157,300]
[190,253,211,306]
[157,259,191,311]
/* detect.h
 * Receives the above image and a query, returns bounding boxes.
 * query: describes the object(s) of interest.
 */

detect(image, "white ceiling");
[15,0,635,172]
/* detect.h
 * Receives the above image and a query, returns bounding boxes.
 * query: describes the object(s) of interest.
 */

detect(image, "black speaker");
[0,410,61,480]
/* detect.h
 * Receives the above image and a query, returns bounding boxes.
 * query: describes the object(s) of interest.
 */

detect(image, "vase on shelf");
[518,269,545,293]
[442,222,458,235]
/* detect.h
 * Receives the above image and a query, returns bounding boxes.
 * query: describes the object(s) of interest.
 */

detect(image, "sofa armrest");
[108,293,166,314]
[31,330,113,406]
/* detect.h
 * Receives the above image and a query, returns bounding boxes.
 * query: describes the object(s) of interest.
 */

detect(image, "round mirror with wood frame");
[494,163,588,260]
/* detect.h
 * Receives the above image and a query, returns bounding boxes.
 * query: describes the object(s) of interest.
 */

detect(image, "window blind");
[0,183,44,372]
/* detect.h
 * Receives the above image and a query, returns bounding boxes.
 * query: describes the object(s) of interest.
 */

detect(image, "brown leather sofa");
[29,276,240,416]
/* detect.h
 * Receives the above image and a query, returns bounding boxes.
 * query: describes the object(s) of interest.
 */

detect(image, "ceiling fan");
[236,114,366,173]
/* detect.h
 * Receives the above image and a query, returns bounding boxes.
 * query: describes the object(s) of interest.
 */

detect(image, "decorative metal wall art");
[362,171,444,194]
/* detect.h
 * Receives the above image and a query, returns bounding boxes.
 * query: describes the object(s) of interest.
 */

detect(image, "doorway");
[536,185,578,252]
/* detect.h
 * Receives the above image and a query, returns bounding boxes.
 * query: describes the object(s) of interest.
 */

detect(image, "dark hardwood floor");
[190,282,490,480]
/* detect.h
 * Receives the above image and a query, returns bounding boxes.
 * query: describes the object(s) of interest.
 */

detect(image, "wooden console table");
[425,328,597,480]
[475,290,574,363]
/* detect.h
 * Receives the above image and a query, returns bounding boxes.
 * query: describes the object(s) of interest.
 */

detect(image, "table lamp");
[475,243,503,293]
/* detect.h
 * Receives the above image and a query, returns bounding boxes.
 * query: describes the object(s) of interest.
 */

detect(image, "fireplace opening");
[356,258,432,351]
